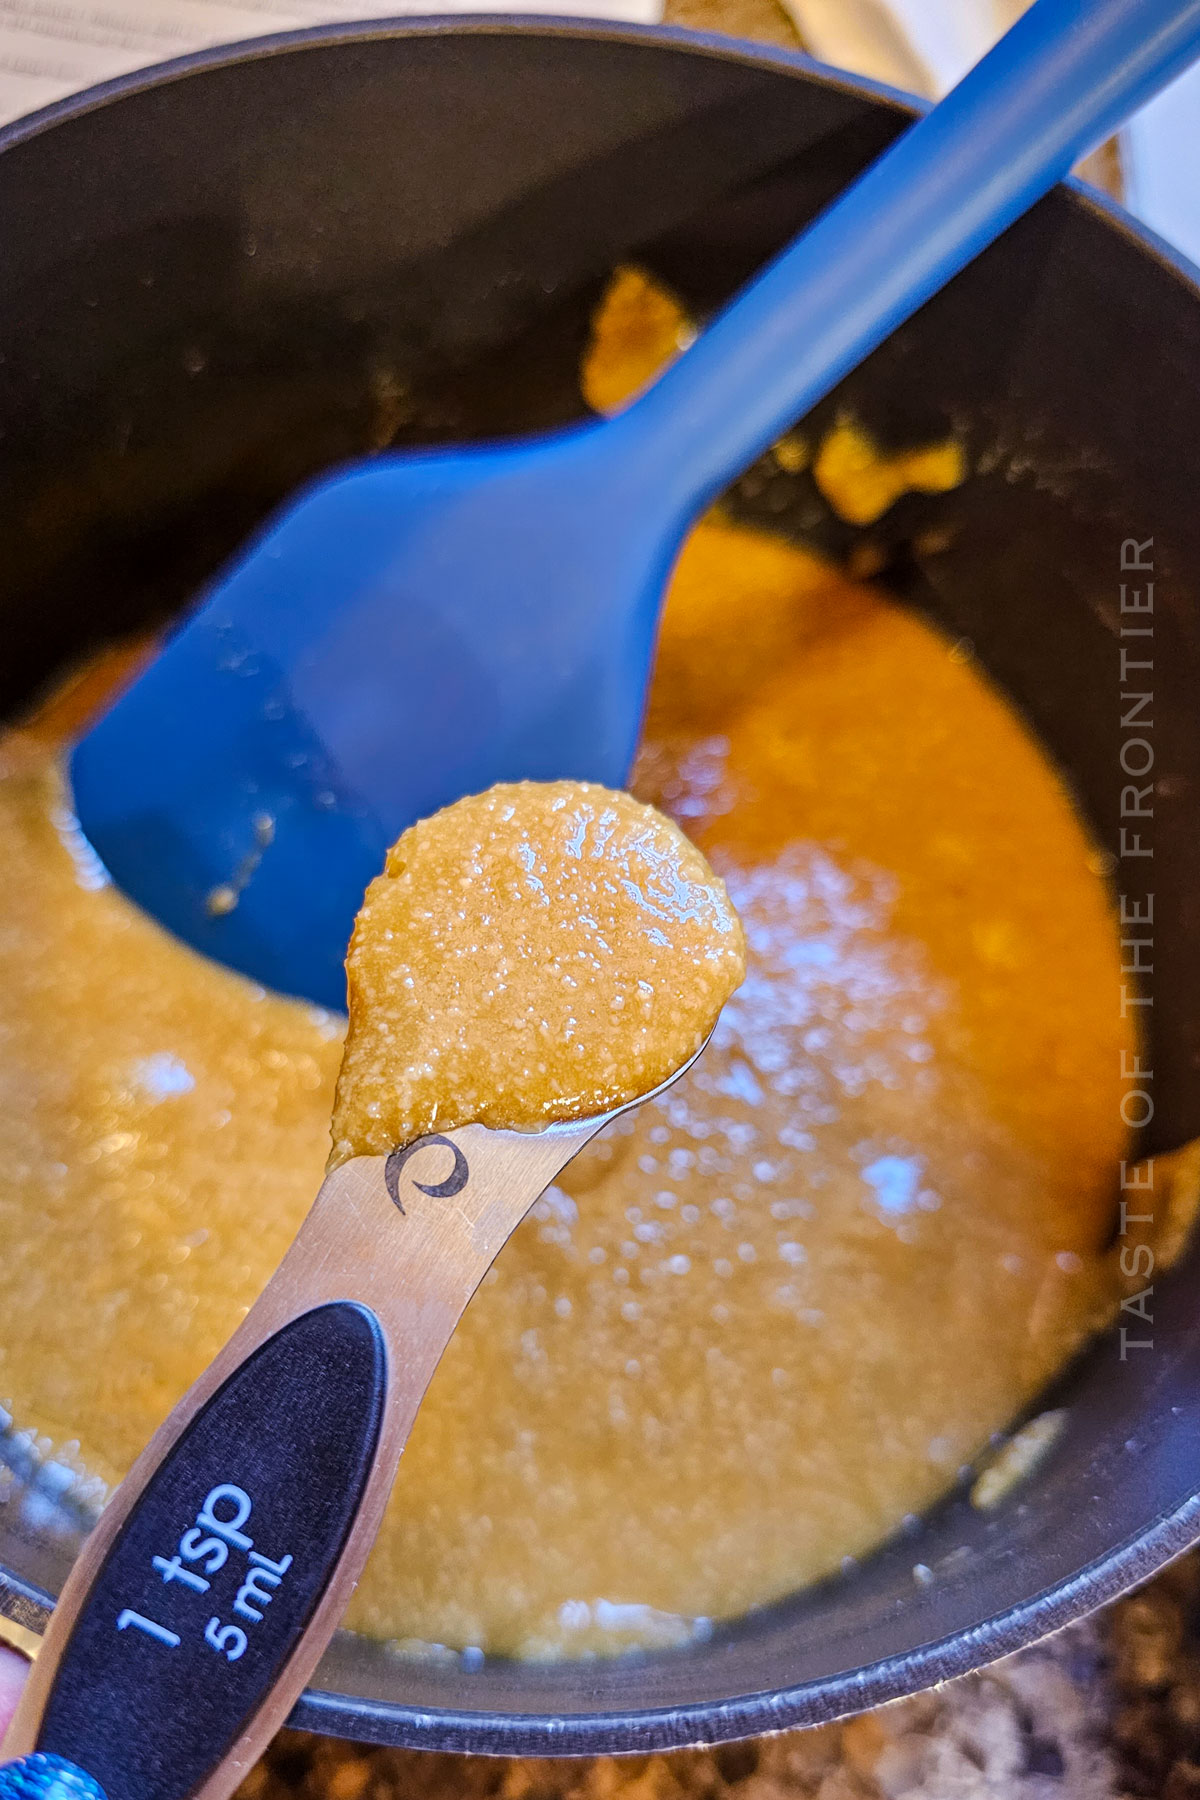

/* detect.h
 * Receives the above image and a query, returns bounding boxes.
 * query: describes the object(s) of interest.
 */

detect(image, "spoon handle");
[0,1123,597,1800]
[619,0,1200,511]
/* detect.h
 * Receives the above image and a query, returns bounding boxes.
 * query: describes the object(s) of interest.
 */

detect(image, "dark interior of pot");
[2,20,1200,1754]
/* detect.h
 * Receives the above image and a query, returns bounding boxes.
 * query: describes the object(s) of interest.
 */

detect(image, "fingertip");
[0,1645,29,1739]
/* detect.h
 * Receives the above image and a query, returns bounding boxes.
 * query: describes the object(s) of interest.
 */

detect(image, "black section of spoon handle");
[32,1303,386,1800]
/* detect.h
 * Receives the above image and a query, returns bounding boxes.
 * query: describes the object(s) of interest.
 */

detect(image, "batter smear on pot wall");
[0,269,1179,1660]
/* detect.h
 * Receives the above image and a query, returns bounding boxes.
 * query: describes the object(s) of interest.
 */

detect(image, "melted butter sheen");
[331,782,745,1162]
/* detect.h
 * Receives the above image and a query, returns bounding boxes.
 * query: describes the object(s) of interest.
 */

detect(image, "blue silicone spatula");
[71,0,1200,1010]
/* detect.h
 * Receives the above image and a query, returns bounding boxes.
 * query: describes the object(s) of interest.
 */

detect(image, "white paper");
[1122,66,1200,276]
[0,0,662,127]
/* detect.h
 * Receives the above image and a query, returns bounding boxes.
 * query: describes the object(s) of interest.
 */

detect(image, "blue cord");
[0,1756,107,1800]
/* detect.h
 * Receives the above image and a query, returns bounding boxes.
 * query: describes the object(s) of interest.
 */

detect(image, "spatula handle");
[620,0,1200,511]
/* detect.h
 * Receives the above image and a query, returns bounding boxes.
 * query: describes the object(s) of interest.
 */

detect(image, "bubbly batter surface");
[331,782,744,1163]
[0,275,1142,1660]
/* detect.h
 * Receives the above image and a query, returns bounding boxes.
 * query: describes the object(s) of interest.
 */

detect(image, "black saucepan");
[1,17,1199,1755]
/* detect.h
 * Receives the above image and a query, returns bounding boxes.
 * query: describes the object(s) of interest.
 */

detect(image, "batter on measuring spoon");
[330,781,746,1163]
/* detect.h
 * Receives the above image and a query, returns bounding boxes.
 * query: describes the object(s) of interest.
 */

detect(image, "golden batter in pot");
[0,274,1147,1660]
